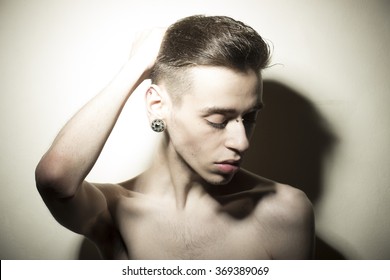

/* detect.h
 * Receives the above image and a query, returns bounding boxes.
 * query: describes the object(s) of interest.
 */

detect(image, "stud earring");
[151,119,166,133]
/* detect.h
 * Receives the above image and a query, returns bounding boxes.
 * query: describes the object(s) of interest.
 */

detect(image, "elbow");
[35,153,78,198]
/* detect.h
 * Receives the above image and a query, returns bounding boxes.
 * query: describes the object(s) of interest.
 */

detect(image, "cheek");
[172,118,203,147]
[169,111,197,143]
[169,115,219,154]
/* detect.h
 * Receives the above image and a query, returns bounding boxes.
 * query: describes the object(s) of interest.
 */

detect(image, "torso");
[113,193,270,259]
[88,170,306,260]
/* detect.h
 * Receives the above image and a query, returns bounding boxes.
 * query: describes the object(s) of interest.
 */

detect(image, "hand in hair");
[129,28,166,79]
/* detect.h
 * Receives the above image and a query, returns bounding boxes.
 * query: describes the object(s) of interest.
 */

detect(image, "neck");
[145,139,209,210]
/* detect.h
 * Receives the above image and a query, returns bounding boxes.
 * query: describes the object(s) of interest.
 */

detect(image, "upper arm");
[38,181,112,236]
[258,185,315,259]
[278,189,315,259]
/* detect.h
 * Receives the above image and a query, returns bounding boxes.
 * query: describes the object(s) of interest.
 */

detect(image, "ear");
[145,84,169,120]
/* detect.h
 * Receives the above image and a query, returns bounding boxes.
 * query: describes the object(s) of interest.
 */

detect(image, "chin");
[204,173,235,186]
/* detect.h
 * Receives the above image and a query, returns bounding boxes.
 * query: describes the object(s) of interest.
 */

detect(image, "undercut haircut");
[150,15,271,101]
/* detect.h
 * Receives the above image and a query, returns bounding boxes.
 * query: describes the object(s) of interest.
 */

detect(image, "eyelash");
[207,113,258,130]
[207,120,228,129]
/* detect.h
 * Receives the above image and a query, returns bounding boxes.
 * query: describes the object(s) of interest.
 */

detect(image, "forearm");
[36,57,147,197]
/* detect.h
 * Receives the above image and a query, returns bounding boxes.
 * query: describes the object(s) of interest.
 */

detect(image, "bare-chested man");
[35,15,315,259]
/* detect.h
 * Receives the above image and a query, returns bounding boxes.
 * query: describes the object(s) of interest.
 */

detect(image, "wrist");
[106,57,149,98]
[127,54,153,80]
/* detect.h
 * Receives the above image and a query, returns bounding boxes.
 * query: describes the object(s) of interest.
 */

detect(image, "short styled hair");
[151,15,271,97]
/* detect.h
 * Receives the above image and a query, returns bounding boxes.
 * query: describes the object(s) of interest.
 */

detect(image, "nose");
[224,119,250,153]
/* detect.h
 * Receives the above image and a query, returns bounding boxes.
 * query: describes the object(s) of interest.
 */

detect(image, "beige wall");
[1,0,389,259]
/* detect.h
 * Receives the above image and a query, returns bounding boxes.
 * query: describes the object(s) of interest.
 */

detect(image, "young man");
[35,15,314,259]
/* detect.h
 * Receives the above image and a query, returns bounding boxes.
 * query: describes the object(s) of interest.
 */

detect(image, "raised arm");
[35,29,165,235]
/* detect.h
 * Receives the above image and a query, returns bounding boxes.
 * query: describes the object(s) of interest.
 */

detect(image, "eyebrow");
[200,103,264,115]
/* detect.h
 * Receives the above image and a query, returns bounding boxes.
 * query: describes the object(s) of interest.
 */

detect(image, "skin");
[35,29,315,259]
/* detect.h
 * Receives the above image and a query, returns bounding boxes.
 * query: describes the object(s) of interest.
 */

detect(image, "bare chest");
[114,199,270,259]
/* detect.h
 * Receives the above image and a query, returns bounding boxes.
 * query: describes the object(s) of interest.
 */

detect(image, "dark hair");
[151,15,270,93]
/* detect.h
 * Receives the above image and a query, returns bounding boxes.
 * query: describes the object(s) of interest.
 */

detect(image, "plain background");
[1,0,389,259]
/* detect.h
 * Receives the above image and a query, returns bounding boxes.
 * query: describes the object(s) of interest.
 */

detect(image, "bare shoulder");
[235,170,315,259]
[94,181,130,200]
[233,169,312,219]
[228,170,315,259]
[80,178,140,235]
[261,183,313,220]
[93,177,143,210]
[83,179,140,259]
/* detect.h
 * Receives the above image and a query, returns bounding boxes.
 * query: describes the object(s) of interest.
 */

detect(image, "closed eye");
[202,103,262,129]
[206,119,229,129]
[204,112,230,129]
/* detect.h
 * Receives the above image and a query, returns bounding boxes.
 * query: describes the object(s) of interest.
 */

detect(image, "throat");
[149,144,210,210]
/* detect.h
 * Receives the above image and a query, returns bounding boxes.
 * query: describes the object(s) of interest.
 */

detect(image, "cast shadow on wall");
[243,80,344,259]
[77,80,344,260]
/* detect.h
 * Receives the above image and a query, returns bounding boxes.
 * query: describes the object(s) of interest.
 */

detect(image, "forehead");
[180,66,262,111]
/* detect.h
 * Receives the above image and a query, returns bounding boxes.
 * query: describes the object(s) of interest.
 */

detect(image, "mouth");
[215,160,241,174]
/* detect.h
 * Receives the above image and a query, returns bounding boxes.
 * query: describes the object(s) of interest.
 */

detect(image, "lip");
[215,160,241,173]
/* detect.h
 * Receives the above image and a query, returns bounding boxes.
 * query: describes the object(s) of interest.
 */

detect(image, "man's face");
[165,66,262,185]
